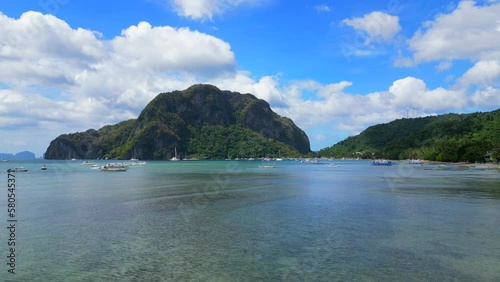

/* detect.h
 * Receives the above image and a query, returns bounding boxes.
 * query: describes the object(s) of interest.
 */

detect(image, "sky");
[0,0,499,157]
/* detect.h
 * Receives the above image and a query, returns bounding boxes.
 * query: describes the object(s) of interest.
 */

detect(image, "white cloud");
[342,11,401,44]
[408,1,500,63]
[393,55,414,67]
[457,60,500,88]
[435,61,452,72]
[314,5,331,13]
[389,77,467,111]
[471,87,500,107]
[0,11,106,87]
[0,11,236,112]
[171,0,265,20]
[111,21,235,74]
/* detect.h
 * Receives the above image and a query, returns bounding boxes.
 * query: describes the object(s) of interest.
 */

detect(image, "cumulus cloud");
[0,11,106,87]
[171,0,264,20]
[457,60,500,89]
[111,22,235,74]
[389,77,467,111]
[342,11,401,44]
[408,1,500,62]
[471,87,500,107]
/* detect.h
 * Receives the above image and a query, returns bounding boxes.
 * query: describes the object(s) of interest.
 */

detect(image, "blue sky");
[0,0,499,157]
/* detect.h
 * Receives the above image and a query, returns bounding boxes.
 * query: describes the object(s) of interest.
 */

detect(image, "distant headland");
[0,151,36,159]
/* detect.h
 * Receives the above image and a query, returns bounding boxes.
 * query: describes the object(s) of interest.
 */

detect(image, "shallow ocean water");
[1,159,499,281]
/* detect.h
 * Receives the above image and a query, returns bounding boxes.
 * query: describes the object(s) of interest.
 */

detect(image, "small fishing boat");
[7,167,28,172]
[406,159,424,164]
[259,164,277,168]
[99,163,128,172]
[41,165,48,170]
[371,160,392,166]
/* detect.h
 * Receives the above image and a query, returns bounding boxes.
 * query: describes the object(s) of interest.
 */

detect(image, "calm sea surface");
[1,159,499,281]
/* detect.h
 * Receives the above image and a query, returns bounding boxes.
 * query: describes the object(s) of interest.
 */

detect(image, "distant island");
[44,84,311,160]
[318,109,500,163]
[0,151,36,159]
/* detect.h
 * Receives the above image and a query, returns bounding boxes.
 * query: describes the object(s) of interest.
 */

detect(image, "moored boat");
[371,160,392,166]
[124,158,147,166]
[406,159,424,164]
[171,146,180,161]
[259,164,277,168]
[99,163,128,171]
[7,167,28,172]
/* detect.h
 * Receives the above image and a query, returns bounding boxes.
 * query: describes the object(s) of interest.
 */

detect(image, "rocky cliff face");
[44,84,311,159]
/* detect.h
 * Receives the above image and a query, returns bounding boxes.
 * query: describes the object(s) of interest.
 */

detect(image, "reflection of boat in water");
[424,164,450,170]
[259,159,277,168]
[7,167,28,172]
[99,163,128,171]
[41,165,48,170]
[371,160,392,166]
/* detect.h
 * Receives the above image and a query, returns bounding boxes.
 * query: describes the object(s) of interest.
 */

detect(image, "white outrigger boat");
[99,163,128,171]
[7,167,28,172]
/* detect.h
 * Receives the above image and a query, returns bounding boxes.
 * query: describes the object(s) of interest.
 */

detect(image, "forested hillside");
[45,84,310,159]
[319,109,500,163]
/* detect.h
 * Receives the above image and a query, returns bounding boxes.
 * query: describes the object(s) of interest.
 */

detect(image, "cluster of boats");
[6,158,149,173]
[370,159,426,166]
[81,158,147,172]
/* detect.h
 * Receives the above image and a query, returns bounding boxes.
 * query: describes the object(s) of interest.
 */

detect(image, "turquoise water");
[1,160,499,281]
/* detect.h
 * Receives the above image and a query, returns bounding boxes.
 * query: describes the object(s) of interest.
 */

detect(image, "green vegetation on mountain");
[318,109,500,163]
[44,84,310,159]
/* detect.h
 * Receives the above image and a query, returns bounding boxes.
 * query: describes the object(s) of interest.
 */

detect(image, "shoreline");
[420,160,500,170]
